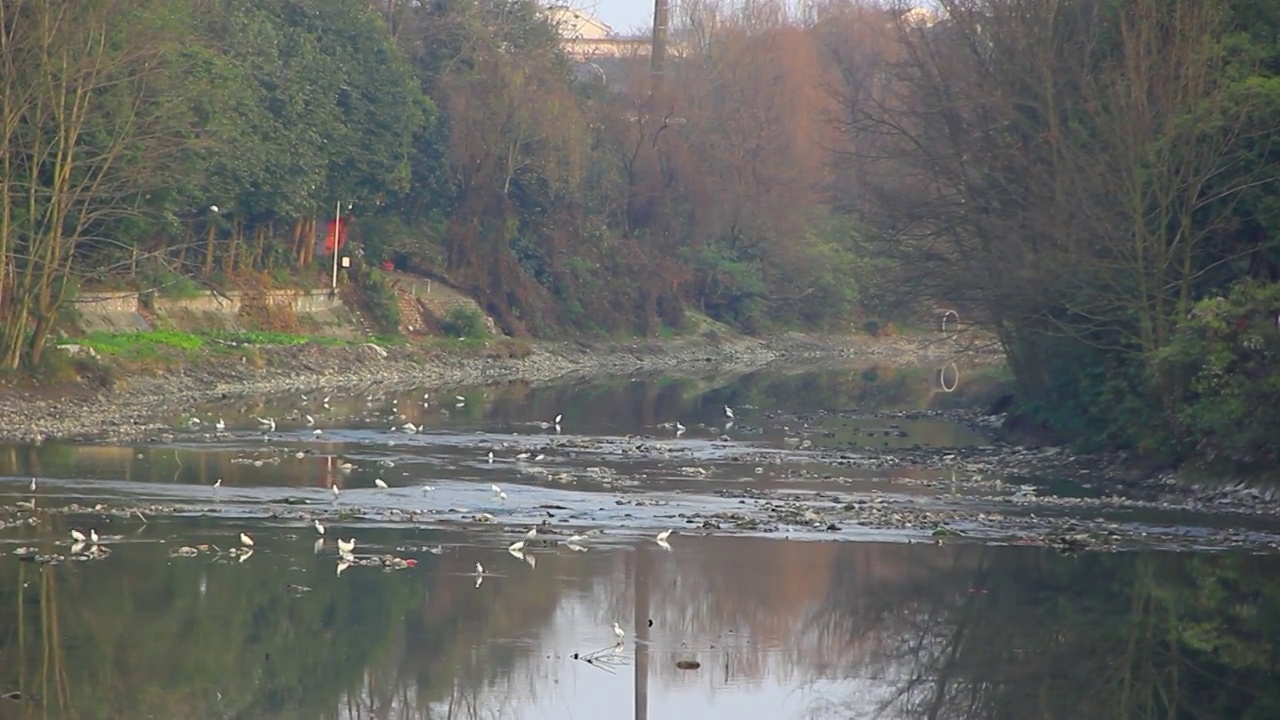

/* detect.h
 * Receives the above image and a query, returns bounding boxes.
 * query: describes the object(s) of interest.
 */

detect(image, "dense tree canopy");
[2,0,1278,467]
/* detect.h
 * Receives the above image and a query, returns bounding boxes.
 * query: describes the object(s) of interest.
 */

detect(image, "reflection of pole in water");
[635,546,652,720]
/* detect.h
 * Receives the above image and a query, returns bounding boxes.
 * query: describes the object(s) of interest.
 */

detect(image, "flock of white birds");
[175,393,734,649]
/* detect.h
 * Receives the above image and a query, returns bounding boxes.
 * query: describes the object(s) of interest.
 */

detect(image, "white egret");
[724,405,734,419]
[508,540,525,553]
[534,453,546,462]
[331,484,341,499]
[524,527,537,539]
[239,532,254,547]
[305,414,315,426]
[256,417,276,432]
[374,478,389,489]
[90,529,99,545]
[215,418,226,431]
[314,519,325,536]
[337,538,356,555]
[656,529,673,542]
[70,529,86,543]
[214,478,222,488]
[475,561,484,575]
[29,478,35,492]
[490,483,502,495]
[515,452,531,460]
[420,484,435,493]
[613,622,626,643]
[487,451,494,464]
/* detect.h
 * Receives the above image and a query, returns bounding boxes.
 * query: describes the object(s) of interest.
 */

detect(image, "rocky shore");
[0,330,988,444]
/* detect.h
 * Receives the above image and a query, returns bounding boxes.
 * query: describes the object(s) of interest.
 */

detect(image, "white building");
[544,5,614,40]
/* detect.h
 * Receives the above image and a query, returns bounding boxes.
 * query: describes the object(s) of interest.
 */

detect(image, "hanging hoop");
[938,362,959,393]
[939,309,959,339]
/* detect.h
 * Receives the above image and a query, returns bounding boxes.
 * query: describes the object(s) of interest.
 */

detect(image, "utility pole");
[330,201,341,290]
[651,0,669,92]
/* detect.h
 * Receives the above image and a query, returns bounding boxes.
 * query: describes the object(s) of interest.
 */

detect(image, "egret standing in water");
[374,478,389,489]
[613,622,626,644]
[239,533,254,547]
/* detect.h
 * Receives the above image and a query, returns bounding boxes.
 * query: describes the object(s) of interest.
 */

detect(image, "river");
[1,360,1278,719]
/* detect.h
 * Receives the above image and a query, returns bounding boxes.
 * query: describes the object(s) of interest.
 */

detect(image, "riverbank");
[0,329,992,444]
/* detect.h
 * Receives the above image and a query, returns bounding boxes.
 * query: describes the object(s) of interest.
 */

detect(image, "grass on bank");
[75,329,354,357]
[73,329,518,359]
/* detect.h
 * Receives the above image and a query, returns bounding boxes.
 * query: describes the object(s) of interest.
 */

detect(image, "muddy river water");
[1,361,1279,719]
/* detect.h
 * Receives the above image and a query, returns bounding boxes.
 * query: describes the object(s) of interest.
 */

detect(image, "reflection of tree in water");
[0,541,425,719]
[337,550,610,719]
[812,546,1280,719]
[6,527,1275,720]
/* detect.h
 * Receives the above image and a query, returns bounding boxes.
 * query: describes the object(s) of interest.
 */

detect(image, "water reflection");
[0,362,1001,491]
[1,525,1276,719]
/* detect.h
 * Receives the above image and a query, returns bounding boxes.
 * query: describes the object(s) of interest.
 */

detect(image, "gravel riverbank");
[0,330,989,444]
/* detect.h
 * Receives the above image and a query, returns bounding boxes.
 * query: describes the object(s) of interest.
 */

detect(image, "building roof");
[544,5,614,40]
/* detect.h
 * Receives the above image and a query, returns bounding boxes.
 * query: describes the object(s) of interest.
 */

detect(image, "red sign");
[322,217,349,255]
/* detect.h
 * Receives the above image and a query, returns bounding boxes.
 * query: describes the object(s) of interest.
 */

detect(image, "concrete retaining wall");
[71,292,148,333]
[71,289,360,339]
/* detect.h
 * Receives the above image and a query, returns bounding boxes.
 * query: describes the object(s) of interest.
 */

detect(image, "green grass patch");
[79,330,207,355]
[211,330,312,346]
[76,329,357,358]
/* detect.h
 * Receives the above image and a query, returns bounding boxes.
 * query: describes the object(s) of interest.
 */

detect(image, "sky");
[562,0,823,36]
[573,0,655,34]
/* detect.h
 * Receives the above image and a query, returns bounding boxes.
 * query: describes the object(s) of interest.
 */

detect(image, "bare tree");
[824,0,1262,388]
[0,0,187,368]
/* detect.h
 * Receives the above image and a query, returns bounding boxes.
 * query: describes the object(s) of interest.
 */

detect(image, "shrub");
[347,263,401,335]
[1152,280,1280,467]
[442,307,490,340]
